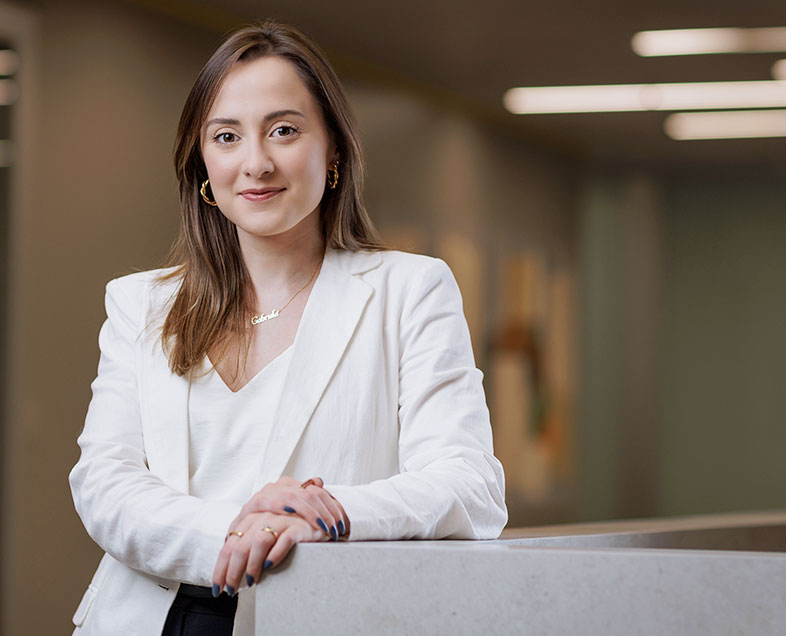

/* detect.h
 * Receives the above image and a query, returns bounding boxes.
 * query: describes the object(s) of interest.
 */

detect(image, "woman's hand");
[228,476,349,542]
[212,511,327,596]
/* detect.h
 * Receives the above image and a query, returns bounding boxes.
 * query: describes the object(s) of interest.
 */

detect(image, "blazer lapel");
[253,249,378,488]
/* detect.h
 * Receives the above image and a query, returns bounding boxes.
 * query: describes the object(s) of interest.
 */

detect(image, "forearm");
[70,448,239,585]
[324,449,507,541]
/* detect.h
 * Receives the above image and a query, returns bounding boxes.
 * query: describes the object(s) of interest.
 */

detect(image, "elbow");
[470,479,508,539]
[472,453,508,538]
[445,454,508,540]
[482,497,509,539]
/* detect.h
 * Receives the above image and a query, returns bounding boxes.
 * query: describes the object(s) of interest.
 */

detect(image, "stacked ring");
[225,530,244,542]
[260,526,279,540]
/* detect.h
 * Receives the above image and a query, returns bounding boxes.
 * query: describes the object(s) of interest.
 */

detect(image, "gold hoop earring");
[327,161,339,190]
[200,179,218,206]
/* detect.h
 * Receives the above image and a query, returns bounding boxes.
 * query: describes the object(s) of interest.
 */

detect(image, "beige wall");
[1,1,216,632]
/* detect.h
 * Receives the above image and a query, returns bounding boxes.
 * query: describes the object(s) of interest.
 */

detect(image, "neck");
[236,216,325,307]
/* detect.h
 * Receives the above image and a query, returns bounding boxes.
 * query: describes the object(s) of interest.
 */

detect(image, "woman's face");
[201,56,335,244]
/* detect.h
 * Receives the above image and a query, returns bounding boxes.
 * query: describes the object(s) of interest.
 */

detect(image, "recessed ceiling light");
[504,81,786,114]
[664,110,786,140]
[632,27,786,57]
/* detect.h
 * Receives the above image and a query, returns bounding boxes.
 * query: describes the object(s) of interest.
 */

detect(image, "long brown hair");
[160,21,383,377]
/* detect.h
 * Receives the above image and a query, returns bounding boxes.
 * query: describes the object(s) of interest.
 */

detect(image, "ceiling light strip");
[504,81,786,114]
[664,110,786,140]
[632,27,786,57]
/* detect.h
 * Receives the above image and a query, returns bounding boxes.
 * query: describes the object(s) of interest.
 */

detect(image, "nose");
[242,139,274,178]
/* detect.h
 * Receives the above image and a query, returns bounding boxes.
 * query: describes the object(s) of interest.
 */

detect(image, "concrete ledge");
[500,509,786,552]
[253,511,786,635]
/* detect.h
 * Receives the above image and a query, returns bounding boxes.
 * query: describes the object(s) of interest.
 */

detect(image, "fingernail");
[246,574,255,586]
[283,506,296,513]
[263,560,273,570]
[211,583,220,598]
[226,585,235,597]
[330,525,338,541]
[337,520,345,535]
[317,518,328,534]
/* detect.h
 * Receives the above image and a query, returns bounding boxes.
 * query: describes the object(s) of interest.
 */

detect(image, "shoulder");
[332,250,460,314]
[331,248,450,281]
[379,250,446,274]
[106,267,181,301]
[379,250,456,293]
[103,267,182,333]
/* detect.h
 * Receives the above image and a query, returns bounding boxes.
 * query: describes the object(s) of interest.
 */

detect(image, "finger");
[245,528,276,586]
[262,526,298,569]
[291,479,347,538]
[325,490,350,538]
[266,487,330,536]
[237,487,325,535]
[224,534,252,596]
[266,518,328,568]
[302,485,342,540]
[313,487,348,538]
[212,531,242,596]
[279,487,336,539]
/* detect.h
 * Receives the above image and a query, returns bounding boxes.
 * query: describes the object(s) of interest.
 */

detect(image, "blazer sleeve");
[69,277,239,586]
[325,258,508,540]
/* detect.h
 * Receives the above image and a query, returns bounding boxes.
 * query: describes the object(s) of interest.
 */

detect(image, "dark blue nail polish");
[283,506,296,513]
[337,520,345,535]
[246,574,254,586]
[317,517,328,534]
[330,525,338,541]
[263,560,273,570]
[226,585,235,597]
[211,583,220,598]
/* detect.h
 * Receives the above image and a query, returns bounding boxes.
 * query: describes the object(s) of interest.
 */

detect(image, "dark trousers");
[161,584,238,636]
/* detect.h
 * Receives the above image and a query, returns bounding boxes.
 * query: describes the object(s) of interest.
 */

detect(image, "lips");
[239,187,285,202]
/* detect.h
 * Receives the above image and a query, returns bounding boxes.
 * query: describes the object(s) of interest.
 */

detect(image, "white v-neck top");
[187,346,294,503]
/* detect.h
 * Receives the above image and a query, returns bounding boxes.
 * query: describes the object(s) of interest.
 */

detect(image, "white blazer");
[69,248,507,635]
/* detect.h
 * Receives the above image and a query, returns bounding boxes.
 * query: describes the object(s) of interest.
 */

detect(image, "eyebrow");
[204,110,305,129]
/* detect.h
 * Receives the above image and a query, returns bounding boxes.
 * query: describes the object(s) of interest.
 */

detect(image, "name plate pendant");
[251,309,281,325]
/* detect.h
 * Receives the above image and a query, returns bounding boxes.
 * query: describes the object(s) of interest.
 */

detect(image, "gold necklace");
[250,259,322,326]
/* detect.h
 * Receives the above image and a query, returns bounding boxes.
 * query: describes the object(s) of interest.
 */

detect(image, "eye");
[271,124,299,138]
[214,132,239,144]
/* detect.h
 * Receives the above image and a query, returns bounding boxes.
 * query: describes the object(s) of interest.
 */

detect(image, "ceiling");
[138,0,786,172]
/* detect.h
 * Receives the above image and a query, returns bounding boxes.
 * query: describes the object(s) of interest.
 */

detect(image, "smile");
[239,188,285,202]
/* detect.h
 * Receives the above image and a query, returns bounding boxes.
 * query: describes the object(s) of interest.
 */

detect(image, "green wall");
[658,178,786,515]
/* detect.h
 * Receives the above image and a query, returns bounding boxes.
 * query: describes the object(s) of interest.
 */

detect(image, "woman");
[69,21,507,636]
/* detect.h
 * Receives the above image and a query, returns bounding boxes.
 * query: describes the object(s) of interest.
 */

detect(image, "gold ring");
[261,526,279,540]
[225,530,244,542]
[300,478,317,489]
